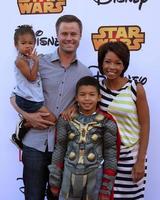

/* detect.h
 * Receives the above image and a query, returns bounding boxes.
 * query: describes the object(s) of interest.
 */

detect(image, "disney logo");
[128,75,147,85]
[92,0,148,10]
[35,30,59,47]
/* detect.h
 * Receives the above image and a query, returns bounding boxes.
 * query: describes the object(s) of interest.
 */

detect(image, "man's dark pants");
[22,145,58,200]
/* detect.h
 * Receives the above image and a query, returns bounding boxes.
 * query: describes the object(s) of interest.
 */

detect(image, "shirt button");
[56,107,58,109]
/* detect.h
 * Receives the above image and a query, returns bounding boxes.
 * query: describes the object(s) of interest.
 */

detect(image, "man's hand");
[24,112,55,129]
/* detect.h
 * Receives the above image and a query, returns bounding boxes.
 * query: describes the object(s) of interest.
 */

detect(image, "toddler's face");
[16,33,35,56]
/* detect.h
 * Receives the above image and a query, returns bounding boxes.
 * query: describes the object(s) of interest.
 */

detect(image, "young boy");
[11,25,56,149]
[48,76,118,200]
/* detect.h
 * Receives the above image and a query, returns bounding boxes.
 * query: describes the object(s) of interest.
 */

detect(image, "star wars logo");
[92,0,148,10]
[91,25,145,51]
[17,0,66,15]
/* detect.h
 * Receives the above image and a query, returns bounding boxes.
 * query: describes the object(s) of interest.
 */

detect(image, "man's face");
[57,22,81,54]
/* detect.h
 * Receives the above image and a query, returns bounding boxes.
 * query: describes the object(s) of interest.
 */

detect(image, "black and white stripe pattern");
[114,144,147,200]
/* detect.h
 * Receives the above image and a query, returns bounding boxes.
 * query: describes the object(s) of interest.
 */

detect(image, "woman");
[98,41,150,199]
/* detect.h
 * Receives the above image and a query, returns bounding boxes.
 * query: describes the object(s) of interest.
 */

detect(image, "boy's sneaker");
[11,119,30,149]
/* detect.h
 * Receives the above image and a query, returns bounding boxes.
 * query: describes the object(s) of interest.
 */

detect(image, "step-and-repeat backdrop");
[0,0,159,199]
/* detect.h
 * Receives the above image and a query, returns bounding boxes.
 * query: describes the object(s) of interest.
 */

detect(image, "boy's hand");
[99,193,110,200]
[50,186,60,196]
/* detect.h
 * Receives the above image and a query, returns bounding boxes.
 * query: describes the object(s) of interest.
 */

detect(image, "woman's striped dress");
[99,79,147,200]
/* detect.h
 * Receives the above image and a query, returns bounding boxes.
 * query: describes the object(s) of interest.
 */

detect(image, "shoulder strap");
[130,80,138,102]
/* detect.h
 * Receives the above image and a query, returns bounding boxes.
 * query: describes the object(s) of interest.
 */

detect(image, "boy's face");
[76,85,101,115]
[16,33,35,56]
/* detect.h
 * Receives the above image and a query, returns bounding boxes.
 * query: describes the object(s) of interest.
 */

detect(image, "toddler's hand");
[29,48,39,63]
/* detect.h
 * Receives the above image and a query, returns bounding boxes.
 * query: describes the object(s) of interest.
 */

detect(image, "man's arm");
[10,96,55,129]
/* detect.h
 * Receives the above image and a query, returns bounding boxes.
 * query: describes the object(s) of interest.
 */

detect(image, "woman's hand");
[132,160,145,182]
[61,104,77,121]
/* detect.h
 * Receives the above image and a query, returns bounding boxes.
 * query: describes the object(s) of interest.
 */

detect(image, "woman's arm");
[132,83,150,182]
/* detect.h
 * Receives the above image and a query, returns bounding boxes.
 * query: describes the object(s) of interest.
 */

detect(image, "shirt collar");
[50,48,78,64]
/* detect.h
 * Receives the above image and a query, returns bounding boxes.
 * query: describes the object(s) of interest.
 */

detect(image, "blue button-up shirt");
[23,49,92,152]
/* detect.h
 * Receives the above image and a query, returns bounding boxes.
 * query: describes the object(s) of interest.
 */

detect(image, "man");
[11,15,92,200]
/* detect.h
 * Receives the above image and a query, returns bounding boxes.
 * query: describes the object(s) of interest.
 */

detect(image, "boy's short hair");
[76,76,100,95]
[55,14,82,34]
[14,25,36,46]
